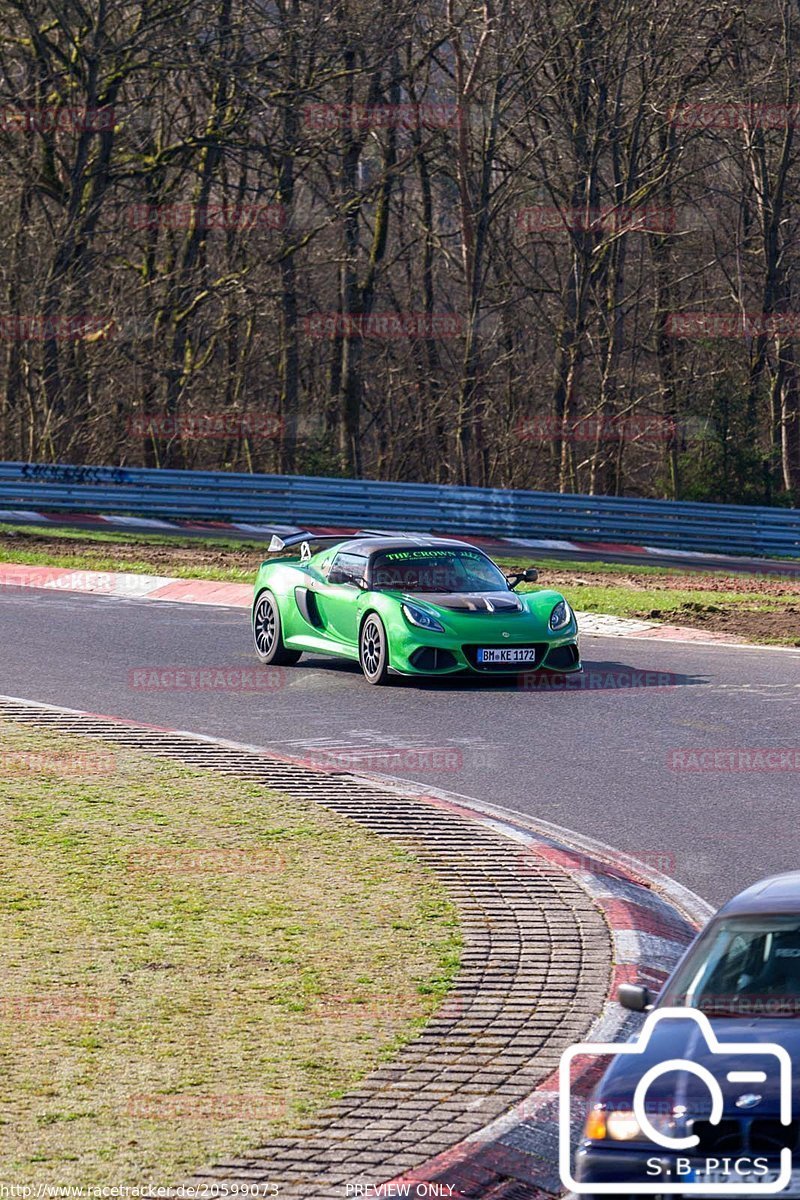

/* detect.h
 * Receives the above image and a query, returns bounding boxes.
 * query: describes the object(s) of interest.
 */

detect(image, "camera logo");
[559,1008,793,1194]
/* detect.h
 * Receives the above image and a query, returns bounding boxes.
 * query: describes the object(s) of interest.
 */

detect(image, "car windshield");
[660,916,800,1017]
[371,549,509,594]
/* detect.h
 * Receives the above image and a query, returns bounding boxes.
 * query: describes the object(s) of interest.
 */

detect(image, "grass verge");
[497,559,800,646]
[0,721,460,1187]
[0,523,798,645]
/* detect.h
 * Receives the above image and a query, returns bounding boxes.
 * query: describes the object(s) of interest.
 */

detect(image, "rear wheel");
[359,614,391,685]
[253,591,302,665]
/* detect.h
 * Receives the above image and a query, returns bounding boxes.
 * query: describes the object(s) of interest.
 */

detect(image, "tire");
[359,613,391,685]
[253,591,302,665]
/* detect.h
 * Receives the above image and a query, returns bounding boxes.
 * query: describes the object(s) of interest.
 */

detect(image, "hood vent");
[403,592,523,613]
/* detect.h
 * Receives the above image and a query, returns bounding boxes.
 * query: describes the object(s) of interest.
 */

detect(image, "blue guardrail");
[0,462,797,558]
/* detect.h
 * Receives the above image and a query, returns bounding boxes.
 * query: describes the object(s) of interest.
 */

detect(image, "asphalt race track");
[2,584,799,907]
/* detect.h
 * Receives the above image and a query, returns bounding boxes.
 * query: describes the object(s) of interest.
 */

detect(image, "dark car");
[574,873,800,1197]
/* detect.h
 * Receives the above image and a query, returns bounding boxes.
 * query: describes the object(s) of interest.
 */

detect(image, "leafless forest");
[1,0,799,504]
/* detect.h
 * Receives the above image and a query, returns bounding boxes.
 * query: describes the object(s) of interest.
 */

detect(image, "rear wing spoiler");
[267,531,315,553]
[267,529,352,561]
[267,527,439,559]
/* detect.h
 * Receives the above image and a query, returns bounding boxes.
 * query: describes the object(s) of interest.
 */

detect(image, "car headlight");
[605,1111,643,1141]
[585,1107,679,1143]
[401,603,445,633]
[549,599,572,631]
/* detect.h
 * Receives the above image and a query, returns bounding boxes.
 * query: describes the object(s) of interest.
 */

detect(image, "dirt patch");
[0,528,263,573]
[633,601,800,645]
[4,528,799,595]
[541,567,800,599]
[2,528,799,644]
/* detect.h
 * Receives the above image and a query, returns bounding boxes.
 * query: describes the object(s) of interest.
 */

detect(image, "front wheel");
[253,591,302,665]
[359,614,391,685]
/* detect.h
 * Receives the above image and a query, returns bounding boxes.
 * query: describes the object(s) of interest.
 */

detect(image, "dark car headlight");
[402,603,445,633]
[549,599,573,631]
[585,1106,679,1142]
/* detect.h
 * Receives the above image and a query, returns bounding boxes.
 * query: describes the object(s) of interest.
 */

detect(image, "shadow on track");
[290,655,708,694]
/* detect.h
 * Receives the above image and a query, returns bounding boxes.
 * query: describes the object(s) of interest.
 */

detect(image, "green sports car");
[251,531,581,685]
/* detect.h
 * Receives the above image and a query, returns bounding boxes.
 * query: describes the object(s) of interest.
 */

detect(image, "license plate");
[691,1168,800,1196]
[477,647,537,664]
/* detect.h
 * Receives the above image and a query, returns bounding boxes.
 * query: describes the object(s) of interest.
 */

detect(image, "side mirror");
[328,567,366,588]
[618,984,655,1013]
[506,567,539,590]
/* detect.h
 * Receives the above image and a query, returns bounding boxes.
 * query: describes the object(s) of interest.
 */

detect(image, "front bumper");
[388,618,581,677]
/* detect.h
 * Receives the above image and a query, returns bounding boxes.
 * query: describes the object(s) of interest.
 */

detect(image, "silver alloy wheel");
[361,617,382,677]
[253,594,277,658]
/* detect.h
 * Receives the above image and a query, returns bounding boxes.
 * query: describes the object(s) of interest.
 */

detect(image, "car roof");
[330,535,485,557]
[716,873,800,918]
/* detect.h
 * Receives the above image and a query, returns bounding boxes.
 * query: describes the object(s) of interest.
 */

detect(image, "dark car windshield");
[371,549,509,594]
[660,916,800,1017]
